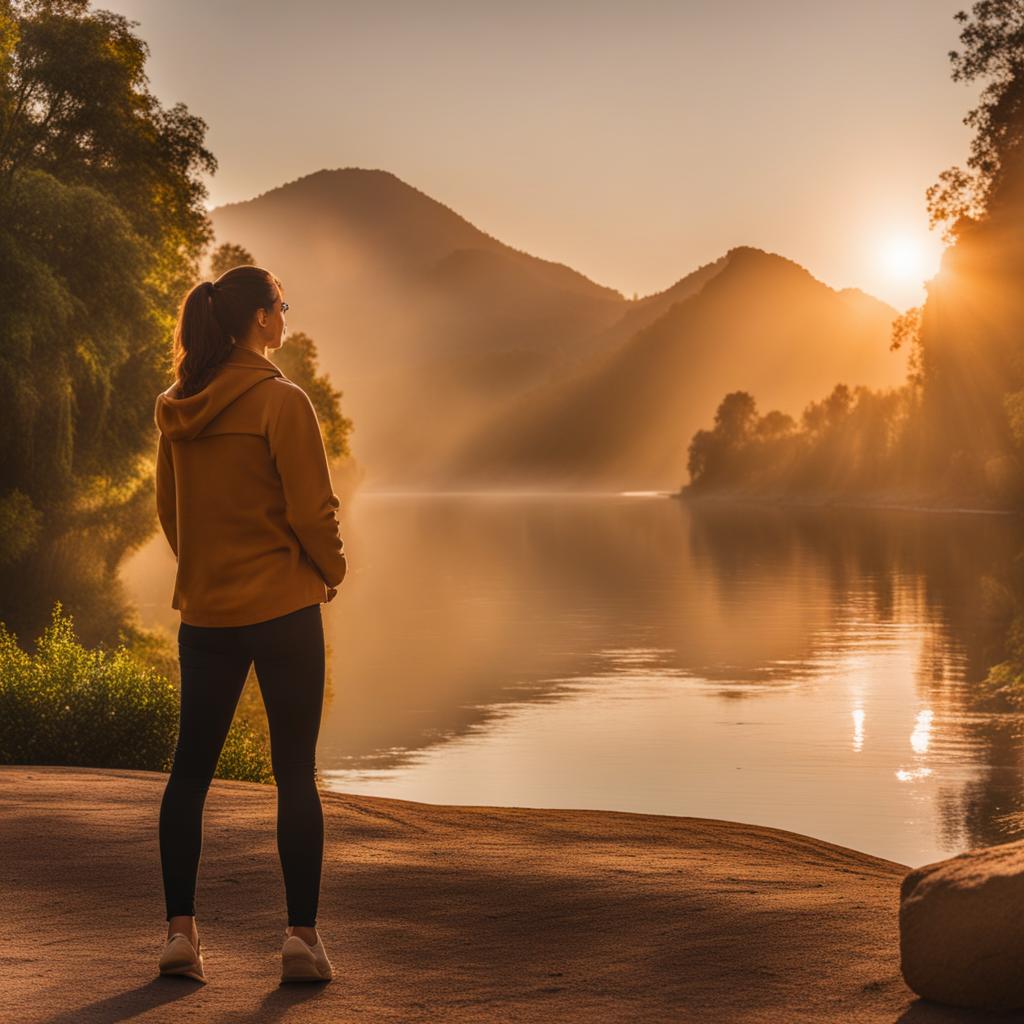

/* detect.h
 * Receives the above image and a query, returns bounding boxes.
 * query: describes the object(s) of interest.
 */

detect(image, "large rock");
[900,838,1024,1010]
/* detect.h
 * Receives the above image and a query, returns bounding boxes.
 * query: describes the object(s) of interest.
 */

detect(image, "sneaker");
[159,931,207,983]
[280,926,334,983]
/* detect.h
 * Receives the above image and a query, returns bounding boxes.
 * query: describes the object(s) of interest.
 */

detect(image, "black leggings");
[159,603,326,927]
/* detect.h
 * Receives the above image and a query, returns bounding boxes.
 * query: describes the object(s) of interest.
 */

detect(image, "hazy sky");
[100,0,974,309]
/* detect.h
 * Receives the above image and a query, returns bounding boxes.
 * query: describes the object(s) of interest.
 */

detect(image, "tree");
[889,305,925,389]
[685,393,761,487]
[0,0,216,300]
[213,241,355,462]
[270,331,354,461]
[0,0,216,562]
[914,2,1024,499]
[824,383,853,425]
[209,242,255,281]
[712,391,758,443]
[755,410,796,442]
[926,0,1024,241]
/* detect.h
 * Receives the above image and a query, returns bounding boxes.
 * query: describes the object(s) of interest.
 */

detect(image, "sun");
[878,235,930,283]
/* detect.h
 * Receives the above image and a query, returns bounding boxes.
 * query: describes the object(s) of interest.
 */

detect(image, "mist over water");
[121,490,1024,867]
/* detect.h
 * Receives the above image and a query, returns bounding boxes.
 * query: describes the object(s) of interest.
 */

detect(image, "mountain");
[209,171,905,490]
[210,168,639,480]
[436,247,907,490]
[209,168,625,379]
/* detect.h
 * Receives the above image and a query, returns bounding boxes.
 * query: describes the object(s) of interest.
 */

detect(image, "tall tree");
[927,0,1024,241]
[209,242,255,281]
[916,1,1024,503]
[209,240,355,462]
[0,0,216,563]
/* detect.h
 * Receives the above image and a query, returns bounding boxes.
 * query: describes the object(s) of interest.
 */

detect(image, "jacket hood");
[155,344,283,441]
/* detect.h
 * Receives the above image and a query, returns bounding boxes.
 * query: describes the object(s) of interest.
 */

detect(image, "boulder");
[900,838,1024,1010]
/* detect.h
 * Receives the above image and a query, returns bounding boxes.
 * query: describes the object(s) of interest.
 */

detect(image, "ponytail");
[171,265,282,398]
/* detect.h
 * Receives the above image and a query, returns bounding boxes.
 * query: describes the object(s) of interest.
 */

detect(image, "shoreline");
[0,764,925,1021]
[351,488,1021,518]
[672,489,1021,517]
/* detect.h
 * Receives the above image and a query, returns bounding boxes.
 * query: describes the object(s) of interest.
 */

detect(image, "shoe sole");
[160,961,206,983]
[281,952,332,982]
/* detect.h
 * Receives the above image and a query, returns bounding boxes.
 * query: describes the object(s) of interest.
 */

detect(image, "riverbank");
[673,488,1021,517]
[0,764,963,1021]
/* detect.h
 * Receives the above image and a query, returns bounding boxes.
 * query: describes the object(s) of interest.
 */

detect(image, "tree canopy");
[0,0,216,563]
[927,0,1024,240]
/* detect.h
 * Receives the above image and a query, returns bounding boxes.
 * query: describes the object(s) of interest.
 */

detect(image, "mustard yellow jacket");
[154,343,348,626]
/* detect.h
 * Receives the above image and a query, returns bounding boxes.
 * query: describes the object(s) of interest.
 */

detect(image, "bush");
[216,718,275,784]
[0,601,273,782]
[975,660,1024,711]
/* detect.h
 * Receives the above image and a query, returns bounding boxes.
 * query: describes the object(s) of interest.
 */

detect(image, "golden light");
[878,234,930,283]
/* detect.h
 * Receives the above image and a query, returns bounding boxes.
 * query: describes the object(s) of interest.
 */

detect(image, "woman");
[153,265,348,984]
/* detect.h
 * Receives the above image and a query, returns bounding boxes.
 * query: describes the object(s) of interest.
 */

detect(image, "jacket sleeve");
[155,432,178,558]
[267,385,348,588]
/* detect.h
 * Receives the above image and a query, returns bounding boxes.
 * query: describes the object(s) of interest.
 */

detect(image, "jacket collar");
[155,343,283,441]
[224,343,281,371]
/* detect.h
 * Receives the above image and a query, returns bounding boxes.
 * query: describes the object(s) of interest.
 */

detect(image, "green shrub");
[975,660,1024,711]
[216,717,275,784]
[973,613,1024,711]
[0,601,273,783]
[0,489,43,565]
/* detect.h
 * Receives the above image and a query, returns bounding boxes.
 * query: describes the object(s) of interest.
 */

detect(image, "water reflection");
[852,707,865,751]
[910,708,933,754]
[116,492,1024,866]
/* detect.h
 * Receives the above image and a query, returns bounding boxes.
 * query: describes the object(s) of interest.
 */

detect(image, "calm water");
[121,491,1024,868]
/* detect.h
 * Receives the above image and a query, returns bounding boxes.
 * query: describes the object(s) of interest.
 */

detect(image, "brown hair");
[171,265,282,397]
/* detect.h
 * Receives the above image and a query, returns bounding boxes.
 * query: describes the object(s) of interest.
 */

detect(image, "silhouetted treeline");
[686,383,918,501]
[685,2,1024,511]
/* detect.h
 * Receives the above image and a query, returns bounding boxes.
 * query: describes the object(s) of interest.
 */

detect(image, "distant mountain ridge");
[438,245,908,489]
[209,168,906,489]
[211,168,623,372]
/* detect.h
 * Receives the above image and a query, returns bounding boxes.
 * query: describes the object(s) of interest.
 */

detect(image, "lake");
[121,490,1024,868]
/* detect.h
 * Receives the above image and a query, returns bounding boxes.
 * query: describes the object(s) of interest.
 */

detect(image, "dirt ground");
[0,764,1004,1023]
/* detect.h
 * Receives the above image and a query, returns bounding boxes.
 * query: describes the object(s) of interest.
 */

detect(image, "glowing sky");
[99,0,972,309]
